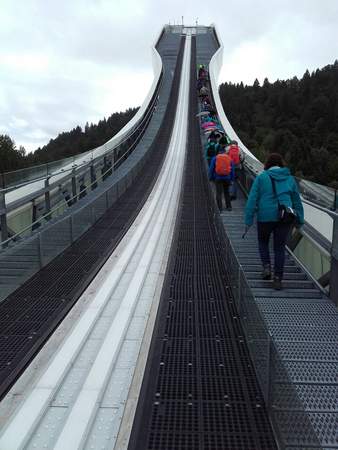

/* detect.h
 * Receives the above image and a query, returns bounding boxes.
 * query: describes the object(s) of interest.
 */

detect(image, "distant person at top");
[199,85,209,98]
[197,78,206,91]
[198,64,207,79]
[208,141,235,212]
[226,140,245,200]
[244,153,304,290]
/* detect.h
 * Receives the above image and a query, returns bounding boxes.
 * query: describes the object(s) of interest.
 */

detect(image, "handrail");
[301,197,338,219]
[1,79,161,195]
[0,68,164,245]
[0,123,152,248]
[204,24,338,303]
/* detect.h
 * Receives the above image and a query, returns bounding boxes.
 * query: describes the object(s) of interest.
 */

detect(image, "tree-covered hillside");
[0,107,138,174]
[2,61,338,188]
[219,61,338,187]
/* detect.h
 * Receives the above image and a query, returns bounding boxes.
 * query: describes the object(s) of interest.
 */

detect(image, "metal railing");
[205,170,322,448]
[0,69,163,244]
[238,165,338,304]
[198,49,338,303]
[220,220,322,448]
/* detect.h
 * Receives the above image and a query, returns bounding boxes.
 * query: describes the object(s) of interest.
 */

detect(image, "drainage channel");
[0,36,185,402]
[128,36,278,450]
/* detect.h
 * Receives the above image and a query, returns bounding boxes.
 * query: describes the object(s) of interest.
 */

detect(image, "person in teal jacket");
[245,153,304,290]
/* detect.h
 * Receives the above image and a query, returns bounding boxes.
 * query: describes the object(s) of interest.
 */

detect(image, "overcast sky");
[1,0,338,152]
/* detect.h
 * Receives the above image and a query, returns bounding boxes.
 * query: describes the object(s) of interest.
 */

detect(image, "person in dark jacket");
[209,144,235,211]
[205,141,218,167]
[245,153,304,290]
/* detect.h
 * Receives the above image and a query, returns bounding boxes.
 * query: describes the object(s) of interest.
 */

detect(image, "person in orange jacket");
[208,142,235,211]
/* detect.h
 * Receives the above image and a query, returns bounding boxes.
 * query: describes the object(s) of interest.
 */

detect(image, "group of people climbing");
[197,65,244,212]
[196,64,304,290]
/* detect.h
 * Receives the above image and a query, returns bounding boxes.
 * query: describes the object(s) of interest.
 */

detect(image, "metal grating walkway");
[221,192,338,449]
[0,34,185,401]
[128,36,278,450]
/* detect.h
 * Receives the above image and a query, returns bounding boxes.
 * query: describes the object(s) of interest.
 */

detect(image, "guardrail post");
[71,167,77,203]
[31,200,40,231]
[0,189,8,244]
[44,177,51,220]
[90,162,97,190]
[329,215,338,305]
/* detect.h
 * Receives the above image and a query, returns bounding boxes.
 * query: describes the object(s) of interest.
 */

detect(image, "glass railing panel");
[293,234,331,281]
[296,178,337,211]
[2,164,48,190]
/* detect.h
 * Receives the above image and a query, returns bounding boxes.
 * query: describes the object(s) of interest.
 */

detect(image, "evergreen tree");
[219,61,338,186]
[0,135,25,174]
[2,107,139,172]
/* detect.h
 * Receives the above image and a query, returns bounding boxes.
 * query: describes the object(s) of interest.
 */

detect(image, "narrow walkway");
[221,189,338,449]
[128,36,278,450]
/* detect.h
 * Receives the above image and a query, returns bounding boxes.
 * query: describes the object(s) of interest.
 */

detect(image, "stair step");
[249,280,315,289]
[246,272,307,281]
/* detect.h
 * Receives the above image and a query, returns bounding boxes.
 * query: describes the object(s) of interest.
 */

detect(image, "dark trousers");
[215,179,231,210]
[230,166,242,198]
[257,221,291,278]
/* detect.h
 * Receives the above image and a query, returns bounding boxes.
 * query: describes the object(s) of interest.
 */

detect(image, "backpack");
[228,144,240,165]
[215,153,231,176]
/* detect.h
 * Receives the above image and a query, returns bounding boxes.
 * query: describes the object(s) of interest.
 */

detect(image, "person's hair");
[219,136,228,146]
[264,152,285,170]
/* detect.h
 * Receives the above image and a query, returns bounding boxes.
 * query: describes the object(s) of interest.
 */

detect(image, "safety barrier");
[200,25,338,305]
[0,70,163,245]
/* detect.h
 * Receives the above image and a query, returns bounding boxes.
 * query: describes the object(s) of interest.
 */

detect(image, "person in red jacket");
[208,145,235,211]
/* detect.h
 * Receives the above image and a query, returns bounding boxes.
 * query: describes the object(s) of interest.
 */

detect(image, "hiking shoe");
[273,276,282,290]
[261,265,271,280]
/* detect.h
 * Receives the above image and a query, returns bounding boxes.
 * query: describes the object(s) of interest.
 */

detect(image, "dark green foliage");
[27,107,138,166]
[0,107,138,173]
[219,60,338,187]
[0,135,26,175]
